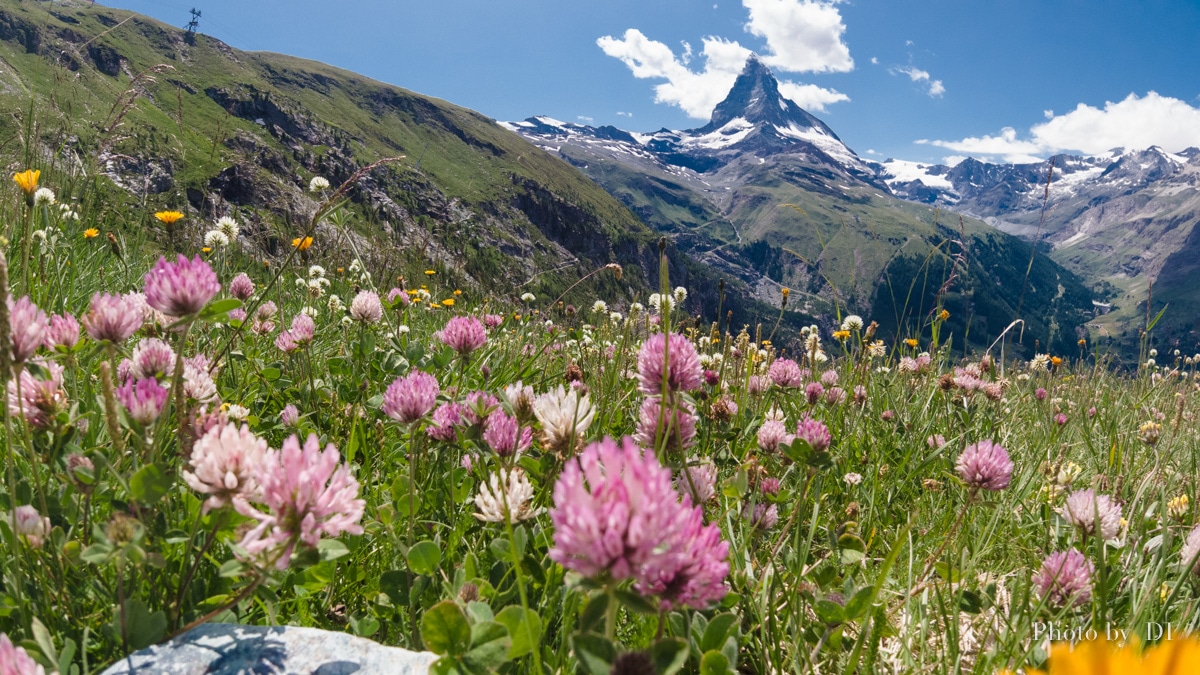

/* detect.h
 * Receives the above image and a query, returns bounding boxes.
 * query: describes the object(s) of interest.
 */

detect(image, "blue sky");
[104,0,1200,165]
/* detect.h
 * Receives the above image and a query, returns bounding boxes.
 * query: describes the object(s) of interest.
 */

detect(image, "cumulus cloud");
[777,81,850,112]
[597,0,852,119]
[924,92,1200,162]
[742,0,853,73]
[891,65,944,98]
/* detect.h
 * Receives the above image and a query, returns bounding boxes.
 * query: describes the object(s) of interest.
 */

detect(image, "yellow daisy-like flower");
[201,246,212,253]
[1078,338,1087,347]
[424,270,436,276]
[1003,636,1200,675]
[13,169,39,195]
[512,313,521,321]
[938,309,951,320]
[441,298,455,307]
[781,287,790,299]
[291,236,313,251]
[154,210,185,225]
[83,228,99,239]
[905,338,919,348]
[453,289,462,296]
[832,330,850,341]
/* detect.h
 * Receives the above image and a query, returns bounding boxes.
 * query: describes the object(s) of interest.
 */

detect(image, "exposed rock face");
[99,623,438,675]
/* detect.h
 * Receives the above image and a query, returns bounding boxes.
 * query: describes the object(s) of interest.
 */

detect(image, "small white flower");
[34,187,55,205]
[301,306,320,318]
[1029,354,1052,372]
[204,230,230,248]
[648,293,675,314]
[591,300,608,314]
[216,216,240,240]
[841,315,864,332]
[673,286,688,304]
[308,265,327,279]
[309,176,331,192]
[474,468,538,523]
[396,325,410,335]
[520,292,536,303]
[844,472,863,486]
[629,302,645,315]
[31,229,46,242]
[226,404,250,420]
[1150,348,1158,358]
[533,386,595,452]
[341,316,353,326]
[327,295,344,313]
[1145,358,1157,368]
[609,311,623,324]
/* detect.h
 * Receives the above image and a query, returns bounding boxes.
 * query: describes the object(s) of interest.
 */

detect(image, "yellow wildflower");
[905,338,918,348]
[832,330,850,341]
[453,289,462,296]
[441,298,455,307]
[1001,636,1200,675]
[201,246,212,253]
[291,236,313,251]
[12,169,39,195]
[154,210,185,225]
[1050,356,1063,368]
[424,270,436,276]
[83,228,99,239]
[938,309,950,320]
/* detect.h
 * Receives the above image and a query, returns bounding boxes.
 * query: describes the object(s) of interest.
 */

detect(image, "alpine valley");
[505,56,1095,357]
[0,0,1156,357]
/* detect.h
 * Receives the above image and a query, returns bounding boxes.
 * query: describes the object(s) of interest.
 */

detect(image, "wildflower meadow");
[4,163,1200,675]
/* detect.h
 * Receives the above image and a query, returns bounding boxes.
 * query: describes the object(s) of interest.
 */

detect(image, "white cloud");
[577,115,594,123]
[870,56,879,65]
[942,155,968,166]
[616,111,633,117]
[742,0,853,73]
[598,28,847,118]
[891,65,944,98]
[598,0,853,119]
[778,80,849,112]
[926,92,1200,162]
[866,148,877,155]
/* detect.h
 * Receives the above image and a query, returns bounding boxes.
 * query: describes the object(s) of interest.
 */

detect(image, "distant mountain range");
[878,147,1200,350]
[504,56,1094,356]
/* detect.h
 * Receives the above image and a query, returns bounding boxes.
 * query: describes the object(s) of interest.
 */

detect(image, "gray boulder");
[100,623,438,674]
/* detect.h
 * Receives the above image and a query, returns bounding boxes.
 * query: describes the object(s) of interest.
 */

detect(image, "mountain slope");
[880,148,1200,352]
[507,57,1094,355]
[0,0,791,325]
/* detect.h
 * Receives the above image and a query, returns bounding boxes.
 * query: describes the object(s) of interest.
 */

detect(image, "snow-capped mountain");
[500,55,879,184]
[878,147,1200,348]
[497,56,1096,356]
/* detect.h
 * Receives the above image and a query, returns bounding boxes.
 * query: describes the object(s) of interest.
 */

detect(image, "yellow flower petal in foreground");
[83,228,99,239]
[13,169,39,195]
[424,270,436,276]
[154,210,185,225]
[1001,636,1200,675]
[441,298,454,307]
[291,236,313,251]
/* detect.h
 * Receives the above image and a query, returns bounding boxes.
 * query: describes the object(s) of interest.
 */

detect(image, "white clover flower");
[867,340,886,358]
[710,353,723,368]
[673,286,688,304]
[609,311,623,324]
[876,366,891,373]
[648,293,675,314]
[764,406,787,422]
[301,306,320,318]
[31,229,46,242]
[591,300,607,314]
[341,316,353,326]
[520,292,536,303]
[1029,354,1051,372]
[844,472,863,486]
[34,187,55,205]
[226,404,250,420]
[1145,358,1157,368]
[216,216,240,240]
[308,265,327,279]
[699,354,713,368]
[629,302,644,316]
[309,176,331,192]
[327,295,344,313]
[416,289,431,302]
[841,315,864,332]
[1150,348,1158,358]
[348,259,362,273]
[812,350,829,363]
[474,468,537,523]
[533,386,595,452]
[62,209,79,221]
[204,230,230,248]
[396,325,410,335]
